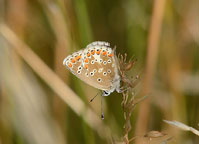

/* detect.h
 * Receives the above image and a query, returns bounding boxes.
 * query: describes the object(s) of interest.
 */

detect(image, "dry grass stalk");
[135,0,166,143]
[164,120,199,137]
[117,54,146,144]
[43,2,72,138]
[0,24,112,140]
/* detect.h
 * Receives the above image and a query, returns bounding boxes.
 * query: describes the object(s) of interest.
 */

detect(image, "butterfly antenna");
[90,91,101,102]
[101,94,104,119]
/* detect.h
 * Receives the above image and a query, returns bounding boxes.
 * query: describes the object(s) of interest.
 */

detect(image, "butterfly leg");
[118,86,131,93]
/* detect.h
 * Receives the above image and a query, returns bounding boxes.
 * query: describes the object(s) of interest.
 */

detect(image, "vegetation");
[0,0,199,143]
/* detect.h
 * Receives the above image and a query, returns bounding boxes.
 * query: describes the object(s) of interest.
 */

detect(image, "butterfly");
[63,41,121,118]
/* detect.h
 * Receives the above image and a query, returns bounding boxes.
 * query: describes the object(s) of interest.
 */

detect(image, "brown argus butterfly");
[63,41,121,118]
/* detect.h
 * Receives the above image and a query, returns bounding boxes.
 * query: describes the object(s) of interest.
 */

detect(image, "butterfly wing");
[63,41,120,94]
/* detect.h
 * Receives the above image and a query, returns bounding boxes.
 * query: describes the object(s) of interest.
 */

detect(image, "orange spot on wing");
[84,64,88,69]
[84,58,88,63]
[71,58,76,63]
[91,50,95,55]
[68,63,72,68]
[102,51,107,56]
[108,53,113,57]
[87,53,91,57]
[75,56,81,60]
[96,49,101,55]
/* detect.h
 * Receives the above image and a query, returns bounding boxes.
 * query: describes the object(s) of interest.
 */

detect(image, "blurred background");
[0,0,199,144]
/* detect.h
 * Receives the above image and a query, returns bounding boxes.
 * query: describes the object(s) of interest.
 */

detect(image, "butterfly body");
[63,41,121,96]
